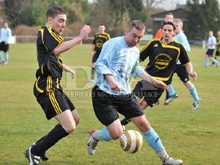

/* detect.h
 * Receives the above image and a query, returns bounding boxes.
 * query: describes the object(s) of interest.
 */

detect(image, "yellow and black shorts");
[36,89,75,120]
[92,50,101,63]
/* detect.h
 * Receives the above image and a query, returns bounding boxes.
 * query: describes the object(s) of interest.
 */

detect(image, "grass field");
[0,43,219,165]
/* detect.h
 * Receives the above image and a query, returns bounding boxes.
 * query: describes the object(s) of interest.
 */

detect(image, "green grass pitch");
[0,43,219,164]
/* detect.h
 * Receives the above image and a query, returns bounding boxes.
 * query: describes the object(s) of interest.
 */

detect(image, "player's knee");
[63,122,76,134]
[75,117,80,126]
[138,120,151,132]
[110,130,123,139]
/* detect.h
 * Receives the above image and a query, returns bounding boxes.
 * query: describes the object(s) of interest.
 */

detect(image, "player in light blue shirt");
[0,22,12,65]
[87,20,183,165]
[205,31,219,67]
[165,19,201,110]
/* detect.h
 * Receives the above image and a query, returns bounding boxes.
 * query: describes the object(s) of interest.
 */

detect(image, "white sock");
[156,148,169,161]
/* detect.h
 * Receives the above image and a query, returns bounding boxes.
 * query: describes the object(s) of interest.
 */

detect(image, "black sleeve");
[43,26,64,52]
[179,44,190,65]
[140,40,154,62]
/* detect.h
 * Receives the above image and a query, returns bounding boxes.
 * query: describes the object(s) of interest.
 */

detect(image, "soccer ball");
[120,130,143,154]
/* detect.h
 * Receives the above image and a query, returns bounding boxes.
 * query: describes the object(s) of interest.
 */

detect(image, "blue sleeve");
[131,54,144,78]
[95,40,115,75]
[6,28,12,43]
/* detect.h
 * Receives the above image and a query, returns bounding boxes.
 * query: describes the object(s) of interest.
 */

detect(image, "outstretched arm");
[54,25,91,55]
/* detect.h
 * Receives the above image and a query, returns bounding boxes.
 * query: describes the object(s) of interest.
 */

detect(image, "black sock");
[91,67,95,79]
[166,90,169,99]
[31,124,69,156]
[121,117,131,126]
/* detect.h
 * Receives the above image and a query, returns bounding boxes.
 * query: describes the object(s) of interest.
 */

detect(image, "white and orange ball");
[120,130,143,153]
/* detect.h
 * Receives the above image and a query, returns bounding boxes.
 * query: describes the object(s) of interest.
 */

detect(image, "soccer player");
[89,24,110,81]
[0,22,12,65]
[164,19,201,110]
[154,12,174,39]
[212,30,220,66]
[205,31,219,67]
[24,6,91,165]
[120,22,197,128]
[87,20,183,165]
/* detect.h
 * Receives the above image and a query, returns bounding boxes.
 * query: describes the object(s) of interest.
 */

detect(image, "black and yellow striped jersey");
[140,38,190,84]
[36,26,64,79]
[93,32,110,51]
[216,37,220,52]
[34,26,64,97]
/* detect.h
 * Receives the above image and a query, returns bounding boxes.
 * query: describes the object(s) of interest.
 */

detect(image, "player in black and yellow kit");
[121,22,197,126]
[213,30,220,65]
[24,6,91,165]
[89,24,110,80]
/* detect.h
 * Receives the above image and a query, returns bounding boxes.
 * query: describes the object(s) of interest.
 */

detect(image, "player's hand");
[152,79,168,90]
[105,75,121,92]
[70,70,75,79]
[89,52,93,58]
[79,25,91,40]
[189,71,197,80]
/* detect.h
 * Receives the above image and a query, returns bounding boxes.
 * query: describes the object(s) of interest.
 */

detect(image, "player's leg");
[25,90,75,164]
[164,71,178,105]
[184,81,201,110]
[90,51,98,80]
[87,86,124,155]
[4,51,9,65]
[211,57,219,66]
[4,44,9,65]
[0,52,3,64]
[0,42,4,64]
[205,51,209,67]
[131,114,183,164]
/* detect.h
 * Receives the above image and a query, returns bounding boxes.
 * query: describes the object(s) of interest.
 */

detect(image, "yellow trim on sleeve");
[35,76,44,93]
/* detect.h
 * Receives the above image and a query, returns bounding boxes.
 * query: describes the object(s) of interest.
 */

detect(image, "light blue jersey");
[174,31,190,64]
[94,36,144,95]
[0,27,11,43]
[207,36,216,50]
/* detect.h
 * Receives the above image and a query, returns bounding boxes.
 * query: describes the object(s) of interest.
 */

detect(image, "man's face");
[209,31,213,37]
[99,25,105,34]
[162,24,175,41]
[174,22,182,34]
[48,14,67,35]
[125,27,145,47]
[164,15,174,23]
[3,22,8,29]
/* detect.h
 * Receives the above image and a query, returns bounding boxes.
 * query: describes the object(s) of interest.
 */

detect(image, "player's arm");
[90,44,95,57]
[139,40,154,62]
[63,64,75,79]
[53,25,91,55]
[139,71,168,89]
[104,74,121,91]
[185,62,197,80]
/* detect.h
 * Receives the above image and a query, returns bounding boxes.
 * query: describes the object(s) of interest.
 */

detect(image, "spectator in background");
[205,31,219,67]
[0,22,12,65]
[154,13,174,39]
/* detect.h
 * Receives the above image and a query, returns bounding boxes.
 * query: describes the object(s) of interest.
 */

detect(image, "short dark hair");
[128,20,145,31]
[165,12,173,17]
[162,22,176,30]
[46,6,66,19]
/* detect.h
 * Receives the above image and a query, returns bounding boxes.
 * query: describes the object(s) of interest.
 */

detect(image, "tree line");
[1,0,220,40]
